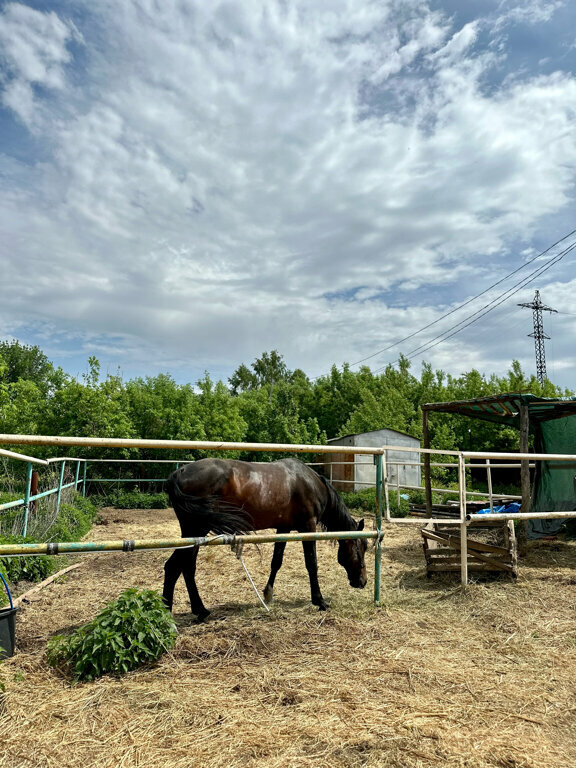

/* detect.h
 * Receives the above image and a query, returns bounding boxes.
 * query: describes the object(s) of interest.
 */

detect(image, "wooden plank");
[13,563,83,607]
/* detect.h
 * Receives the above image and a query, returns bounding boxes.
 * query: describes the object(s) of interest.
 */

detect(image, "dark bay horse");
[162,457,367,620]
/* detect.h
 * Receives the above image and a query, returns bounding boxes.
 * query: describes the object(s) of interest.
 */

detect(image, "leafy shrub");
[46,589,177,681]
[0,535,54,595]
[95,490,169,510]
[45,496,99,542]
[340,487,377,514]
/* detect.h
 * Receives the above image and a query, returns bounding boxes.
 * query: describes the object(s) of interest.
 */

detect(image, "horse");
[162,457,368,620]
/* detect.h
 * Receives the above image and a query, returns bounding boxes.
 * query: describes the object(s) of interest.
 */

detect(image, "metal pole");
[0,529,379,557]
[382,450,390,523]
[459,453,468,587]
[55,460,66,517]
[74,460,81,490]
[82,461,87,497]
[487,459,493,513]
[422,409,432,515]
[22,462,33,537]
[374,453,383,604]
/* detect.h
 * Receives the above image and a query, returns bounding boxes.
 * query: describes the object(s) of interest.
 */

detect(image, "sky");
[1,0,575,390]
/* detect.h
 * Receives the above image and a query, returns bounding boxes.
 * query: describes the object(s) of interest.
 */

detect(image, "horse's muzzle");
[350,575,367,589]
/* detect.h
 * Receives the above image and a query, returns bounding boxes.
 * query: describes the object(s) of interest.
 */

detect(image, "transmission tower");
[517,290,557,385]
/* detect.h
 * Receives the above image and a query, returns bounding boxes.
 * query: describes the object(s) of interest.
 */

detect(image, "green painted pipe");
[22,462,33,537]
[86,478,167,484]
[55,460,66,518]
[0,480,79,513]
[0,529,379,557]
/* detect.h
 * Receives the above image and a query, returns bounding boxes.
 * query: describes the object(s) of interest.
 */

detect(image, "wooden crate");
[421,519,517,577]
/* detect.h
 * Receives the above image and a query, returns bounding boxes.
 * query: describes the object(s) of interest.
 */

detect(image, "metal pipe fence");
[1,434,575,591]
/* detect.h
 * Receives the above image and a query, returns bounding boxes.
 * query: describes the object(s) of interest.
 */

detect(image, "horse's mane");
[317,474,358,532]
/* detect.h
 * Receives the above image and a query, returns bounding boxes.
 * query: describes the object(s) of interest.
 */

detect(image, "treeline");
[0,341,570,464]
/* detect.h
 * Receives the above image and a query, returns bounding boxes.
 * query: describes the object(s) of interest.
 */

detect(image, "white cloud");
[0,0,575,386]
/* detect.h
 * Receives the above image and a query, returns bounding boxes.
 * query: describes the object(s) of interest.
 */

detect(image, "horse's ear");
[357,518,364,531]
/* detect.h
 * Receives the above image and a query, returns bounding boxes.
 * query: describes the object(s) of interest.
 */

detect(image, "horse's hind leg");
[163,547,209,621]
[302,540,328,611]
[163,549,183,612]
[263,527,290,604]
[181,546,210,622]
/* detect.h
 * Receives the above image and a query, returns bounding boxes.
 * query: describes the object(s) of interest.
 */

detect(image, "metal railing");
[1,434,575,591]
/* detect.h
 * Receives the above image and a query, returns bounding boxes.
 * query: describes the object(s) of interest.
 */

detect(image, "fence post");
[82,461,87,497]
[74,460,81,490]
[22,462,33,537]
[56,460,66,517]
[459,453,468,586]
[374,453,384,604]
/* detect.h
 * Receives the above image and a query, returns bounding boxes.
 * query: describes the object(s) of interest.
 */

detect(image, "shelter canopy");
[422,393,576,537]
[422,393,576,429]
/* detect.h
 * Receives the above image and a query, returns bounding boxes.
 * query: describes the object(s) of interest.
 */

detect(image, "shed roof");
[421,393,576,428]
[328,427,418,442]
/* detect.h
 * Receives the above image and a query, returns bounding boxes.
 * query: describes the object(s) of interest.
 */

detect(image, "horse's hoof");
[263,586,273,604]
[194,609,211,623]
[315,601,328,611]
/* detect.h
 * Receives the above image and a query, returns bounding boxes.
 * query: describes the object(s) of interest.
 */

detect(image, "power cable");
[370,240,576,371]
[337,228,576,370]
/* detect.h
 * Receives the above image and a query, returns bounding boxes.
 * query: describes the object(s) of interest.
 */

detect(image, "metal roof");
[422,393,576,428]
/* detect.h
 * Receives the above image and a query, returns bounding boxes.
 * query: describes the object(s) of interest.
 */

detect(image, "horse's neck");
[323,498,353,531]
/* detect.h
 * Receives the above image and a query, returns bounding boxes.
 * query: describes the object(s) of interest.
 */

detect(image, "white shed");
[325,428,421,492]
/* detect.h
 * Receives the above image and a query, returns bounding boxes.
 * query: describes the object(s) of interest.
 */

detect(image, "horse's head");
[337,519,368,589]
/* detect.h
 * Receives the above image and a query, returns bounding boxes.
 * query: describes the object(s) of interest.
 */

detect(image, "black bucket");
[0,606,18,659]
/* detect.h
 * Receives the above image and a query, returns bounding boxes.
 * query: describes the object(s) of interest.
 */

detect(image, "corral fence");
[0,434,575,595]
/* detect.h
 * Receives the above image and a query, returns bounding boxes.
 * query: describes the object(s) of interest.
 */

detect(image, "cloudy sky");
[1,0,575,389]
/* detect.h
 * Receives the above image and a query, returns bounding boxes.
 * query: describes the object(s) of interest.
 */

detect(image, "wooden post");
[518,404,531,555]
[422,408,432,516]
[30,470,38,516]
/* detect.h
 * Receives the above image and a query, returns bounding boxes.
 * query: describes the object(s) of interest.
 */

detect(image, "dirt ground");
[1,506,575,768]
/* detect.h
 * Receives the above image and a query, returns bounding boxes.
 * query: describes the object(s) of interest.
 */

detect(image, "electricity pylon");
[518,290,557,385]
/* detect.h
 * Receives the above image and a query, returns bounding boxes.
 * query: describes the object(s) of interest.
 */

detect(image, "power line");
[338,228,576,371]
[369,239,576,373]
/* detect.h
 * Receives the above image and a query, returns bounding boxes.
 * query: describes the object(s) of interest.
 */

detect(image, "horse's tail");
[167,473,253,535]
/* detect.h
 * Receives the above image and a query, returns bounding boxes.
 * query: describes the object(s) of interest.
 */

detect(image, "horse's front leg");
[263,526,290,604]
[302,540,328,611]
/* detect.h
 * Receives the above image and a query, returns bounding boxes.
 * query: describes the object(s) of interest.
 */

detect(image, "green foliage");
[0,495,99,606]
[97,491,169,509]
[45,497,99,542]
[340,487,410,518]
[46,589,178,681]
[0,536,54,589]
[340,487,377,514]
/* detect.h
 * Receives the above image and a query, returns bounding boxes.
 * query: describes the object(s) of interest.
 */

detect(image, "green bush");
[94,490,169,510]
[46,589,178,681]
[340,487,377,514]
[46,496,99,542]
[0,536,54,591]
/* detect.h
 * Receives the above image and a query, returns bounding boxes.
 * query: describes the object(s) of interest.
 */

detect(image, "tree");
[0,340,62,394]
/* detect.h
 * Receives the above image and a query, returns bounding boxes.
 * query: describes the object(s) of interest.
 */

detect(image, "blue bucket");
[0,572,17,659]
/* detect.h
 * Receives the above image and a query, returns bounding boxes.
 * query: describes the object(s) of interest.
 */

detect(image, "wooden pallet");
[421,519,518,577]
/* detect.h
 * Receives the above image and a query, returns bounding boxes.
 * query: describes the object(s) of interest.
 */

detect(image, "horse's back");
[169,458,324,531]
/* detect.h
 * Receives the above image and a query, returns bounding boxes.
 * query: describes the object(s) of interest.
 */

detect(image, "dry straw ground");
[1,506,575,768]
